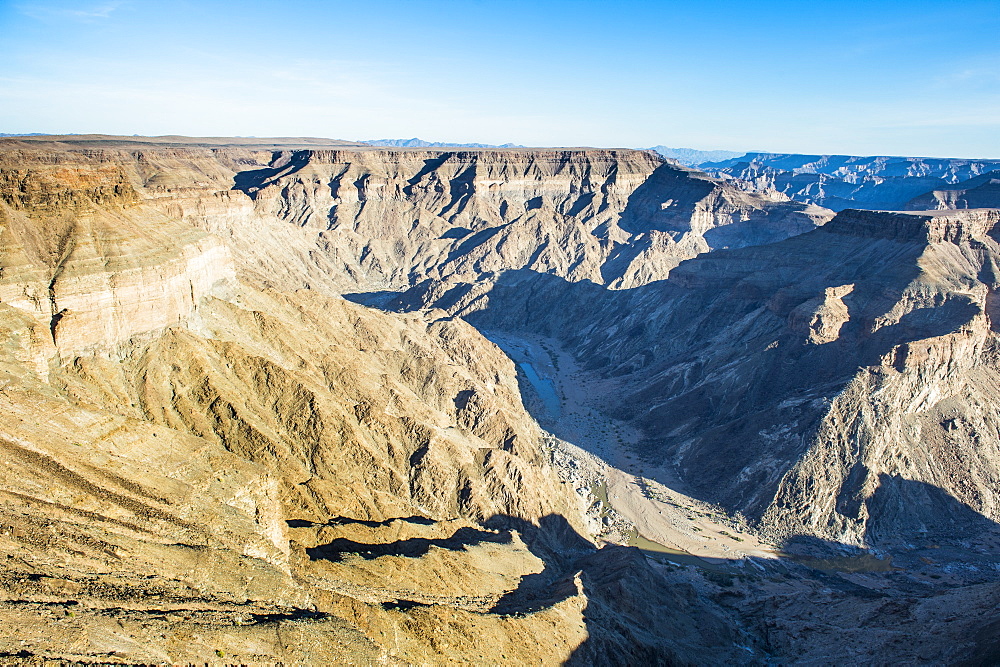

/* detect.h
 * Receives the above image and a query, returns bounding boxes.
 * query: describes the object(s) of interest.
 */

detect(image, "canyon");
[1,134,1000,664]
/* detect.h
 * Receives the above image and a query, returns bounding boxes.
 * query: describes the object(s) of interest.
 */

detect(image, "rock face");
[3,136,1000,664]
[704,152,1000,211]
[232,147,828,291]
[0,140,830,299]
[0,154,236,377]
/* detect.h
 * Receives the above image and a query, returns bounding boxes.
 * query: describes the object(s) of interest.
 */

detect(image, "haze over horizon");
[1,0,998,158]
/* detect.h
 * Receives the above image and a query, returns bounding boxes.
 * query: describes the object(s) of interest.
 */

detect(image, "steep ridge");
[705,153,1000,211]
[408,208,1000,552]
[235,148,829,290]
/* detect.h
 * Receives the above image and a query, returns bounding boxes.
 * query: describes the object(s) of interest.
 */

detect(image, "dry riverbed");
[485,332,778,569]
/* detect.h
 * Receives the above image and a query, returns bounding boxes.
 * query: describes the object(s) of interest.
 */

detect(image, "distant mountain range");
[702,152,1000,211]
[362,137,525,148]
[647,145,746,166]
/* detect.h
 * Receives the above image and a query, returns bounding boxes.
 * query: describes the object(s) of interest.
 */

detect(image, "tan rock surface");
[2,140,831,298]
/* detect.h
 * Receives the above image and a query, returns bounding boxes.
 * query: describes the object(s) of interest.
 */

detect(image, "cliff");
[1,141,830,297]
[235,147,829,290]
[905,170,1000,210]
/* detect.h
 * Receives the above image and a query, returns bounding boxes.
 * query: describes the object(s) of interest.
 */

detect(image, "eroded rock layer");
[905,170,1000,210]
[1,139,831,297]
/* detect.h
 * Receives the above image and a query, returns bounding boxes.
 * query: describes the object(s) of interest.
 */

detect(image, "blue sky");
[1,0,998,156]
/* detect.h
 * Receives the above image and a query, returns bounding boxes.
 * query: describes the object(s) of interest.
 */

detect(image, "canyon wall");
[905,170,1000,210]
[2,141,831,297]
[426,208,1000,550]
[235,147,829,290]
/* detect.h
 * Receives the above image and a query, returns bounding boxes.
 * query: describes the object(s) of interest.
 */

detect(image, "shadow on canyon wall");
[301,500,1000,664]
[232,150,312,199]
[340,215,1000,660]
[344,217,998,550]
[303,511,746,664]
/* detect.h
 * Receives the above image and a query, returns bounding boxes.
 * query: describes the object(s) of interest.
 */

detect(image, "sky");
[1,0,999,157]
